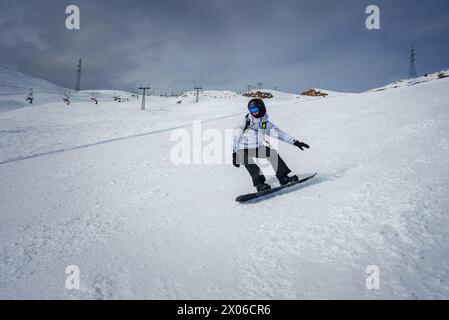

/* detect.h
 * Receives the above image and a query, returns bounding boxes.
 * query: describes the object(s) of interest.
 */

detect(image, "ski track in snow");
[1,75,449,299]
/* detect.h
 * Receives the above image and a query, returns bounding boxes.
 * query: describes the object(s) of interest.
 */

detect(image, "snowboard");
[235,173,318,203]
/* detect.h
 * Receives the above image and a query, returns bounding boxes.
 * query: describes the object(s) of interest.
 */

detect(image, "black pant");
[236,147,291,186]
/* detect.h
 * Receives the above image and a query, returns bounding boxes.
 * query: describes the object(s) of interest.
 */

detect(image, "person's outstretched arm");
[265,121,296,144]
[266,121,310,150]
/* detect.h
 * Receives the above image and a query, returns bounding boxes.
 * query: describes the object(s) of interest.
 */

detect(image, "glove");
[232,152,240,168]
[294,141,310,151]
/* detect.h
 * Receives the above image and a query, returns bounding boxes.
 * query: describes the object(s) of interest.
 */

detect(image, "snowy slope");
[368,69,449,92]
[0,65,64,96]
[1,69,449,299]
[0,65,144,112]
[0,65,66,111]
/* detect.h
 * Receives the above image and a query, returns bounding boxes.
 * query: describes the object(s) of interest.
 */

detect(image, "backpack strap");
[244,114,251,133]
[244,114,268,132]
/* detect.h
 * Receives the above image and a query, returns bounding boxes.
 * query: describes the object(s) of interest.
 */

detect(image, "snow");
[1,66,449,299]
[368,69,449,92]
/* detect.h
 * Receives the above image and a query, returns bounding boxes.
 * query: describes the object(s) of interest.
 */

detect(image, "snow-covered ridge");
[307,88,353,97]
[0,64,355,113]
[368,69,449,92]
[0,65,64,95]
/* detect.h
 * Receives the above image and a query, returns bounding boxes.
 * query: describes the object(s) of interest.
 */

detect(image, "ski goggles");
[249,106,261,113]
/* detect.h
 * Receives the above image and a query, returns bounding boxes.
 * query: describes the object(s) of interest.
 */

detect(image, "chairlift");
[90,92,99,104]
[25,88,34,104]
[63,91,71,106]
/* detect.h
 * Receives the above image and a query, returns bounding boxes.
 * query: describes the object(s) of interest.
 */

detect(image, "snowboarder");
[232,98,310,192]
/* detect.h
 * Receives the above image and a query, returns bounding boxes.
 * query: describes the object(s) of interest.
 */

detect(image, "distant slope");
[368,69,449,92]
[0,65,68,111]
[0,65,65,96]
[0,66,138,110]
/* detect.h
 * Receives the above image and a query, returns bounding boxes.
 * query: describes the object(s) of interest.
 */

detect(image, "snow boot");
[277,174,299,186]
[256,183,271,192]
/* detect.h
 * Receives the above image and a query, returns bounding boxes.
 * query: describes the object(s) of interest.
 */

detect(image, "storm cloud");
[1,0,448,93]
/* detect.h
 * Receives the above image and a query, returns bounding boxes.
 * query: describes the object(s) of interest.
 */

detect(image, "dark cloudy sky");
[1,0,448,93]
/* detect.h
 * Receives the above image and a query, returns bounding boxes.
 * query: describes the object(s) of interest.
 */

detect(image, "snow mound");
[175,90,239,104]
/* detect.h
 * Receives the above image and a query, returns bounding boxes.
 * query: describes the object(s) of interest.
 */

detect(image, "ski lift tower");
[194,87,202,103]
[139,85,151,110]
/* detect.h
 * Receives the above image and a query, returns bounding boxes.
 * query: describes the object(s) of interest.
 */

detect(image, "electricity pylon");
[409,46,417,79]
[75,59,82,92]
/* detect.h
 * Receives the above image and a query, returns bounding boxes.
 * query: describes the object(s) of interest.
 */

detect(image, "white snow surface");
[1,67,449,299]
[368,69,449,92]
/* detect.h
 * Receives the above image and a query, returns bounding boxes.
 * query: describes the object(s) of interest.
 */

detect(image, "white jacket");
[233,114,297,152]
